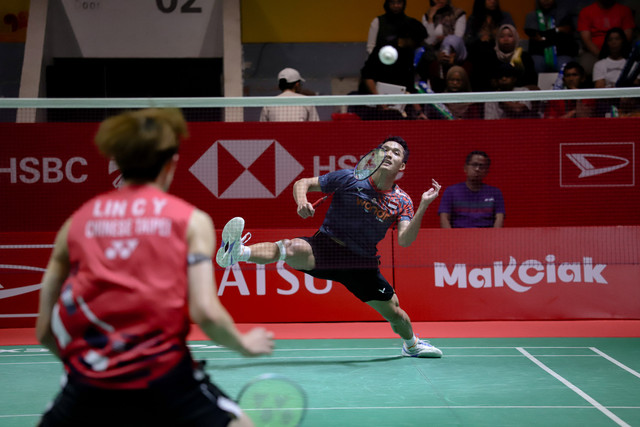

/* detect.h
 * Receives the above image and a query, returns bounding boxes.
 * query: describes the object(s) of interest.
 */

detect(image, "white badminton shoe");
[402,338,443,358]
[216,217,251,268]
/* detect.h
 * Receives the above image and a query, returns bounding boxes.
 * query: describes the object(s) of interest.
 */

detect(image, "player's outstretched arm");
[187,209,274,356]
[397,179,441,247]
[293,177,321,219]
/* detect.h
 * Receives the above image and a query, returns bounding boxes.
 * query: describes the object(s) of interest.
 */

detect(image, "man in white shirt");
[259,68,320,122]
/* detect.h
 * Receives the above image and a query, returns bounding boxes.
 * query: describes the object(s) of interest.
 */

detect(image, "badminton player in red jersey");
[217,136,444,358]
[36,108,273,427]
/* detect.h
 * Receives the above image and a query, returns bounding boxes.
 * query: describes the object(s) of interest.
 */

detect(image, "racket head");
[354,147,386,180]
[237,373,307,427]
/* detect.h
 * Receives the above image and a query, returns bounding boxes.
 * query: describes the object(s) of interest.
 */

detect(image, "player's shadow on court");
[212,355,404,370]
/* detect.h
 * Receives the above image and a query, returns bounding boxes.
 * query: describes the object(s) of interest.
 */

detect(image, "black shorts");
[299,231,394,302]
[39,356,240,427]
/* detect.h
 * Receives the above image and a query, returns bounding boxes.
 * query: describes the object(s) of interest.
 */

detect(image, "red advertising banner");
[1,226,638,328]
[1,118,639,233]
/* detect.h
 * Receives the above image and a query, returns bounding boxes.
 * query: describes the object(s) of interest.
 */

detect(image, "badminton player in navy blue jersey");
[217,136,443,358]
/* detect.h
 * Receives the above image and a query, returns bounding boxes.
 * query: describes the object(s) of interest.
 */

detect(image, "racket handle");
[311,195,328,208]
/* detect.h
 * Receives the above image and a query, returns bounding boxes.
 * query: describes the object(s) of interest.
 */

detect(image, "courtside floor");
[1,327,639,426]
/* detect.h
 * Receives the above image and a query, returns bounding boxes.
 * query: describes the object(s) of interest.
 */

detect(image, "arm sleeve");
[454,14,467,38]
[592,60,606,82]
[495,189,506,214]
[367,18,379,54]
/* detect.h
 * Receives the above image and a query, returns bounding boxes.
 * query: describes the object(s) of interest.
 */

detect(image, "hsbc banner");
[1,226,638,327]
[0,119,638,233]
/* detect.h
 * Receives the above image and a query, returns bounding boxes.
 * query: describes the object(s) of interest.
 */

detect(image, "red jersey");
[55,184,195,389]
[544,99,596,118]
[577,3,635,49]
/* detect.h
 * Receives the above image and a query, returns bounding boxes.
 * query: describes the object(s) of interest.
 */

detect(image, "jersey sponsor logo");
[434,254,607,293]
[356,198,392,222]
[190,140,303,199]
[560,142,634,187]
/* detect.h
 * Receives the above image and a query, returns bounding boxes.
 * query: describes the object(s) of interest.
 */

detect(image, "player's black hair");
[466,150,491,166]
[382,136,410,163]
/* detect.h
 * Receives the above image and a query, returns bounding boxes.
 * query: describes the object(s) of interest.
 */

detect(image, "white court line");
[188,346,593,353]
[304,405,640,411]
[590,347,640,379]
[0,355,599,365]
[517,347,631,427]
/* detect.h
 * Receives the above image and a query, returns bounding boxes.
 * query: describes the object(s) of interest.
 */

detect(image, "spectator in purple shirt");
[438,150,505,228]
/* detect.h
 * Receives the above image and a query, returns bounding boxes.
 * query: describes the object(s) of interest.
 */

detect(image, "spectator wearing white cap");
[259,68,320,122]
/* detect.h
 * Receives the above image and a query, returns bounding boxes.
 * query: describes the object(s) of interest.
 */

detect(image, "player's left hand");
[422,179,441,205]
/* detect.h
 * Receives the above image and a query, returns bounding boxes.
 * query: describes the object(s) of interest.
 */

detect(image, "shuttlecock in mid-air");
[378,45,398,65]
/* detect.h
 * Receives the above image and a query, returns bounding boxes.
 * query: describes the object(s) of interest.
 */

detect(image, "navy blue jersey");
[318,169,414,258]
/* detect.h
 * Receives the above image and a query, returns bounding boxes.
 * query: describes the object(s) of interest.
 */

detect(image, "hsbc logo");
[560,142,635,187]
[190,140,304,199]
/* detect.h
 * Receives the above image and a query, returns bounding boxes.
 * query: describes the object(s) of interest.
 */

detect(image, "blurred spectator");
[465,0,515,54]
[525,0,579,73]
[618,96,640,116]
[544,62,595,118]
[494,24,540,89]
[427,66,483,119]
[259,68,320,122]
[417,0,468,92]
[422,0,467,50]
[438,150,505,228]
[593,27,631,88]
[484,64,535,119]
[577,0,635,78]
[367,0,425,54]
[353,23,428,120]
[417,34,470,92]
[616,40,640,87]
[471,24,539,91]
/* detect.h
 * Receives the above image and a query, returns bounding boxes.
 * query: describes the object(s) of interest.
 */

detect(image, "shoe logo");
[190,140,304,199]
[566,153,629,178]
[560,143,635,187]
[105,239,138,260]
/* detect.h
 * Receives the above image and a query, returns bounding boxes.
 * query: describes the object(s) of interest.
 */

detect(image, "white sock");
[404,335,418,348]
[238,246,251,261]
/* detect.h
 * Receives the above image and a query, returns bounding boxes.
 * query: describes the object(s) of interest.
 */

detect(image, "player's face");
[380,141,406,173]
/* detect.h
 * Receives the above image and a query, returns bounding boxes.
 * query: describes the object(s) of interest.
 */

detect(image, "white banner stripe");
[0,245,53,249]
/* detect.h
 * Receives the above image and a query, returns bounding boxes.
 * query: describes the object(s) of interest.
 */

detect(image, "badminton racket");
[237,373,307,427]
[311,147,386,208]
